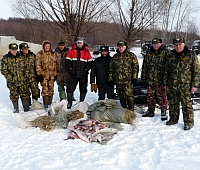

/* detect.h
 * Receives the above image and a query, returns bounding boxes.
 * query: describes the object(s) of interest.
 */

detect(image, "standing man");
[54,40,70,101]
[65,37,92,109]
[108,40,139,111]
[1,43,30,112]
[36,40,57,110]
[141,38,168,120]
[164,37,200,130]
[90,46,115,100]
[19,42,40,105]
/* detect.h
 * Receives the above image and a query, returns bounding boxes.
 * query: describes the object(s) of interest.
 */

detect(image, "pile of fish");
[66,119,118,144]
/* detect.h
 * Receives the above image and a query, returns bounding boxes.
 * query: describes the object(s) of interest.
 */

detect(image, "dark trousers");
[98,85,115,100]
[67,75,88,93]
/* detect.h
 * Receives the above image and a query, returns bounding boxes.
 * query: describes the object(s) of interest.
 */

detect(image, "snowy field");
[0,47,200,170]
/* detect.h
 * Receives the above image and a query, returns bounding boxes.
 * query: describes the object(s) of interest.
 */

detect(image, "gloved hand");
[54,75,57,82]
[91,84,98,93]
[37,75,43,83]
[131,79,137,85]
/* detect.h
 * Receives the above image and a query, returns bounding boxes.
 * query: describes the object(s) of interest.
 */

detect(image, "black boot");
[21,98,30,112]
[127,100,134,112]
[28,97,31,106]
[142,108,155,117]
[120,99,127,108]
[67,93,73,109]
[80,93,86,102]
[12,100,19,113]
[43,96,49,111]
[161,106,168,121]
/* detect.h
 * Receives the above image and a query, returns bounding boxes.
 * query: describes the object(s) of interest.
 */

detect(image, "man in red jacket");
[65,37,92,109]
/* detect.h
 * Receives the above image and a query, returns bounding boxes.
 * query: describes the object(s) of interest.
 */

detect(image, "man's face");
[10,49,18,56]
[153,43,162,51]
[174,43,185,53]
[21,48,29,55]
[59,45,65,50]
[101,51,108,57]
[118,45,126,53]
[44,44,51,52]
[77,42,84,48]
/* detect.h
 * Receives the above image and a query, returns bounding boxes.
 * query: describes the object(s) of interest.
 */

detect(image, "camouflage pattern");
[1,52,30,101]
[108,48,139,84]
[108,47,139,100]
[147,86,168,110]
[164,46,200,126]
[117,84,134,100]
[19,51,40,99]
[141,45,168,86]
[35,50,57,96]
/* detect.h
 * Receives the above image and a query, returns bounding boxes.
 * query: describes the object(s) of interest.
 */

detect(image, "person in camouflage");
[108,40,139,111]
[19,43,40,105]
[1,43,30,112]
[141,38,168,120]
[164,37,200,130]
[36,41,57,110]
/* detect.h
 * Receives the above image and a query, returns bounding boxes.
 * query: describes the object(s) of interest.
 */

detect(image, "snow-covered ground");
[0,47,200,170]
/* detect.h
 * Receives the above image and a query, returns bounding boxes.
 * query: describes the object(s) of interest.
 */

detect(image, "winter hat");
[152,38,162,44]
[173,37,185,44]
[9,43,18,50]
[117,40,127,47]
[58,40,65,46]
[100,46,109,52]
[76,37,84,43]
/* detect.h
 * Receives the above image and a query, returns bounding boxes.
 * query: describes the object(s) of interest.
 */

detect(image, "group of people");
[1,36,200,131]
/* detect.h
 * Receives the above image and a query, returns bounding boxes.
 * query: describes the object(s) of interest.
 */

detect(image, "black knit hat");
[100,46,109,52]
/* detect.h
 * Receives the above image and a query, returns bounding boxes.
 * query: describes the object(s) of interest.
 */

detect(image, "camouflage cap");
[173,37,185,44]
[117,40,127,47]
[9,43,18,50]
[152,38,162,44]
[58,40,65,46]
[19,43,29,50]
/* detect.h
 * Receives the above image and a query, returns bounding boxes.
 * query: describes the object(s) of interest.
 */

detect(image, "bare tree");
[13,0,114,45]
[110,0,165,45]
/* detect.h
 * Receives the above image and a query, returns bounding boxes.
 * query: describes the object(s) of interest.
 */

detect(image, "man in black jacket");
[90,46,115,100]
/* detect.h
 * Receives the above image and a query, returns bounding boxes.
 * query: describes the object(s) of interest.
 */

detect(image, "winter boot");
[12,100,19,113]
[67,93,73,109]
[120,99,127,108]
[142,108,155,117]
[58,86,66,101]
[161,106,168,121]
[21,98,30,112]
[43,96,49,111]
[127,100,134,112]
[80,93,86,102]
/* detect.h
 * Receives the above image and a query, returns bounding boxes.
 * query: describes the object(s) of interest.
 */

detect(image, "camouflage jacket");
[19,50,37,82]
[164,46,200,89]
[35,50,57,80]
[54,47,69,73]
[108,48,139,84]
[141,45,168,86]
[1,51,29,86]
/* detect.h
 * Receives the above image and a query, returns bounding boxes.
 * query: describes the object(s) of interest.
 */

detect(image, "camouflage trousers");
[40,78,55,96]
[116,83,134,100]
[7,82,30,101]
[29,80,40,99]
[169,88,194,126]
[147,85,168,110]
